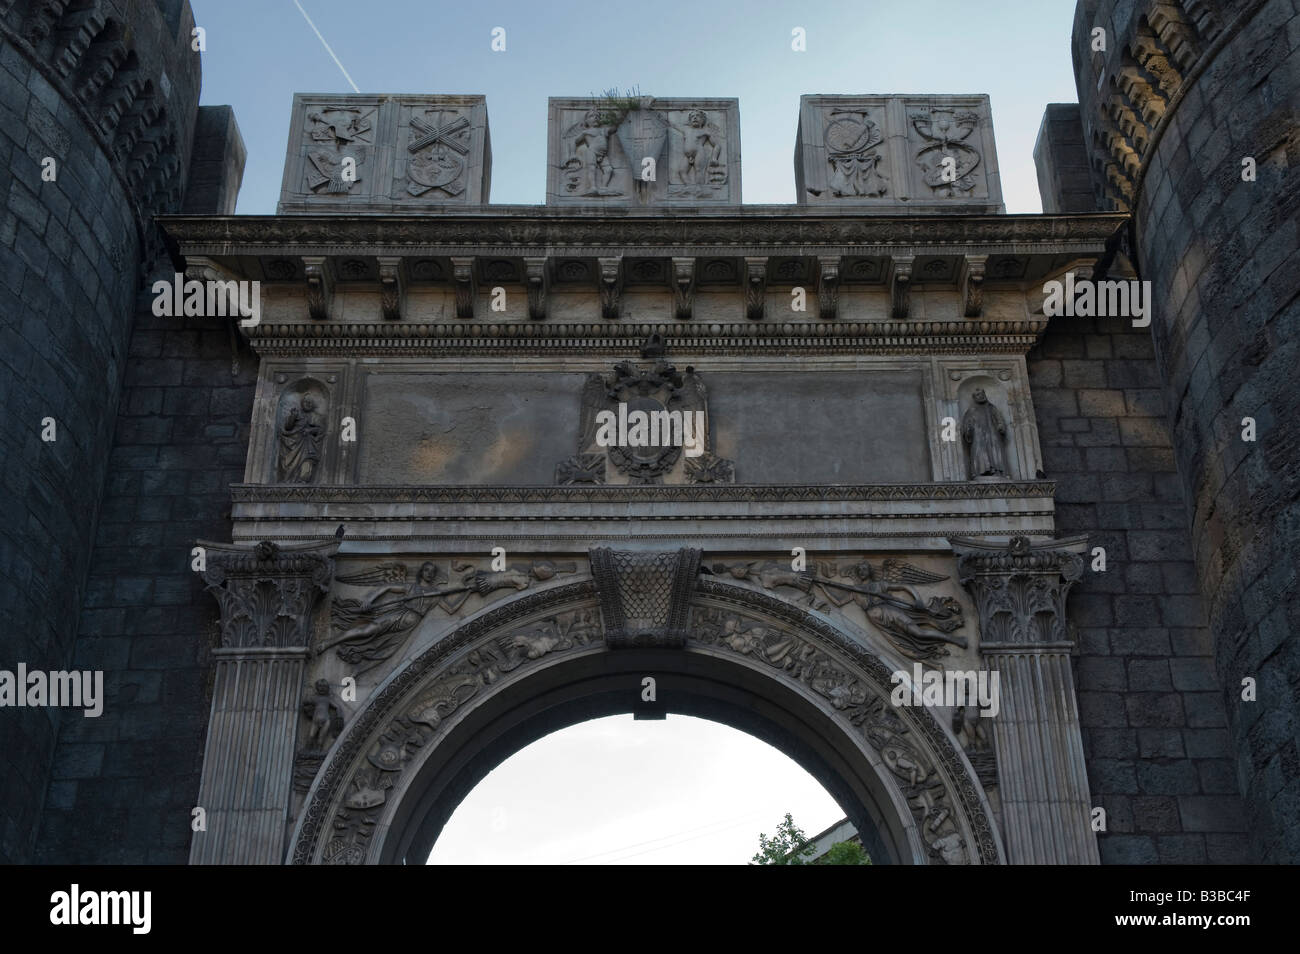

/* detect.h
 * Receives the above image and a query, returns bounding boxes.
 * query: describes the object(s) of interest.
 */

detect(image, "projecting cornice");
[159,210,1123,352]
[160,210,1126,257]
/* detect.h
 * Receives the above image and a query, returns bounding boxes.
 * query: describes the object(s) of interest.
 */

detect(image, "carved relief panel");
[279,94,490,211]
[547,97,740,206]
[796,95,1003,212]
[554,357,735,485]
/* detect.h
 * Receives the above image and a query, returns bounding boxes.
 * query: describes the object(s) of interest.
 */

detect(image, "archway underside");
[290,580,1001,865]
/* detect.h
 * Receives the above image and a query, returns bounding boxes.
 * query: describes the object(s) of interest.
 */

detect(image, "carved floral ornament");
[288,574,1000,866]
[199,540,337,649]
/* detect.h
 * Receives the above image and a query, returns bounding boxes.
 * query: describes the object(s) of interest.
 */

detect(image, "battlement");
[276,91,1003,214]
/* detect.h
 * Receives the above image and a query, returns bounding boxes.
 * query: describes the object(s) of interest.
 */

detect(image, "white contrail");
[292,0,360,93]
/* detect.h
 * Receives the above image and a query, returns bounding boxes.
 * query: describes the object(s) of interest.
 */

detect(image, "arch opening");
[289,580,1000,866]
[426,714,857,864]
[392,647,900,864]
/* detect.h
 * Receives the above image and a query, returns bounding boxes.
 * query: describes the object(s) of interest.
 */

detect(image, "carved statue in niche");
[910,107,981,197]
[819,110,889,198]
[961,388,1008,479]
[669,110,727,195]
[277,394,326,484]
[305,105,372,195]
[707,558,966,661]
[406,107,470,197]
[562,109,628,197]
[319,560,578,672]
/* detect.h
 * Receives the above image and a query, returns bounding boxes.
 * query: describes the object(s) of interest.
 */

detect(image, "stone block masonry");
[1072,0,1300,862]
[34,290,258,864]
[0,0,203,864]
[1028,315,1251,863]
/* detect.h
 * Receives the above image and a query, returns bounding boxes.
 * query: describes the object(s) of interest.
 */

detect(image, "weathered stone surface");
[547,96,739,206]
[1070,0,1300,863]
[796,95,1003,212]
[0,0,207,865]
[278,94,491,211]
[1025,310,1250,865]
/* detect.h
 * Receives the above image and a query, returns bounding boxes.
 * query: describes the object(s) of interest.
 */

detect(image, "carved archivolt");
[289,578,1000,866]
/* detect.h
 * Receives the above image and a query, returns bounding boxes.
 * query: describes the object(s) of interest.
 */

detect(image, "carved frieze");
[292,578,1000,865]
[548,97,740,206]
[691,601,977,862]
[707,558,967,661]
[318,559,578,672]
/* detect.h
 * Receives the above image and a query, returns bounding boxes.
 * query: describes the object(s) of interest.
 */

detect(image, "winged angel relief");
[317,560,577,672]
[709,558,966,661]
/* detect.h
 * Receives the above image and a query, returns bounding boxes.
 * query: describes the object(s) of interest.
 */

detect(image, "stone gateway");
[2,0,1290,868]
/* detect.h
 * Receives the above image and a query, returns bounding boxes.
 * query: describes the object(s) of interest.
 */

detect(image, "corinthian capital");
[948,535,1087,647]
[199,540,338,649]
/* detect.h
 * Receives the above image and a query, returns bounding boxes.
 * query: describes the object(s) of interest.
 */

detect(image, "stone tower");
[0,0,243,862]
[1058,0,1300,862]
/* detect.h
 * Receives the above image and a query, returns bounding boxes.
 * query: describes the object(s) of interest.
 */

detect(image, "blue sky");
[190,0,1082,213]
[188,0,1082,862]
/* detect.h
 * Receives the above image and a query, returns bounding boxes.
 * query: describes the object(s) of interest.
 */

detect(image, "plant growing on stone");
[590,85,645,127]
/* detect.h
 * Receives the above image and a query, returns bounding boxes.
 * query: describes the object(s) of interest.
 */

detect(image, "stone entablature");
[796,95,1004,213]
[227,482,1060,552]
[160,211,1122,328]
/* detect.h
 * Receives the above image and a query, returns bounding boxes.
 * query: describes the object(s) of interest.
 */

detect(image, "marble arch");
[287,571,1002,866]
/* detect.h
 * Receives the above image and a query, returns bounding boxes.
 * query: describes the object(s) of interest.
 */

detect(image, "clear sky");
[190,0,1082,213]
[188,0,1082,863]
[429,716,845,865]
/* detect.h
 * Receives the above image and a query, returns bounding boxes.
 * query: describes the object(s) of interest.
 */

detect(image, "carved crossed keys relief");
[406,108,471,197]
